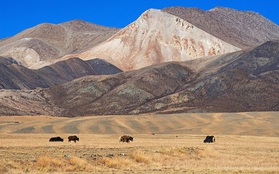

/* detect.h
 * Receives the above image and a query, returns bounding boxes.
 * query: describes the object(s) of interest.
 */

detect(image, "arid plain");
[0,112,278,173]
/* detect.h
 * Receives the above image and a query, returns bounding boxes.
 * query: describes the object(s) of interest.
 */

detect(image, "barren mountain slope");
[163,7,279,49]
[0,20,119,68]
[0,57,122,90]
[54,42,279,116]
[0,41,278,116]
[71,9,239,71]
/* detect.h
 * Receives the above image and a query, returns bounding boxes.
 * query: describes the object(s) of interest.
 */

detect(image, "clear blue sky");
[0,0,278,39]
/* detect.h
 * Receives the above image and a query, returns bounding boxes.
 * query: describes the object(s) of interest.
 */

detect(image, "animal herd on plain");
[49,135,215,143]
[49,135,79,142]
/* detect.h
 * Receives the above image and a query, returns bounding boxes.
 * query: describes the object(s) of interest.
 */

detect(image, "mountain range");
[0,7,278,116]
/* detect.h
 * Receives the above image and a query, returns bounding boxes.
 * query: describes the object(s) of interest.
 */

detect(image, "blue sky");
[0,0,278,39]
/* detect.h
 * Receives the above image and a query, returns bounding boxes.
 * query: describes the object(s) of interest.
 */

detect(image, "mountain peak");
[60,19,119,32]
[76,8,239,71]
[0,19,120,69]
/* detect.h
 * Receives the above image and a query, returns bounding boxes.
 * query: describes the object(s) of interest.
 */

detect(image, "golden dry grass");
[0,112,278,173]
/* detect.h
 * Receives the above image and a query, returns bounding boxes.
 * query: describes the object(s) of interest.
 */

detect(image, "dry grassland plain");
[0,112,278,173]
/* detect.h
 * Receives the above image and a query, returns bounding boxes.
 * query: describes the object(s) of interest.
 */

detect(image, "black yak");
[204,135,215,143]
[49,136,63,142]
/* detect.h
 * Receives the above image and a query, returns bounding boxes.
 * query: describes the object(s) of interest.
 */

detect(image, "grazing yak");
[119,135,133,143]
[68,135,79,143]
[49,136,63,142]
[204,135,215,143]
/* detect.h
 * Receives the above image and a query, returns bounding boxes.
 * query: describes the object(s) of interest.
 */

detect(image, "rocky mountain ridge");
[163,7,279,49]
